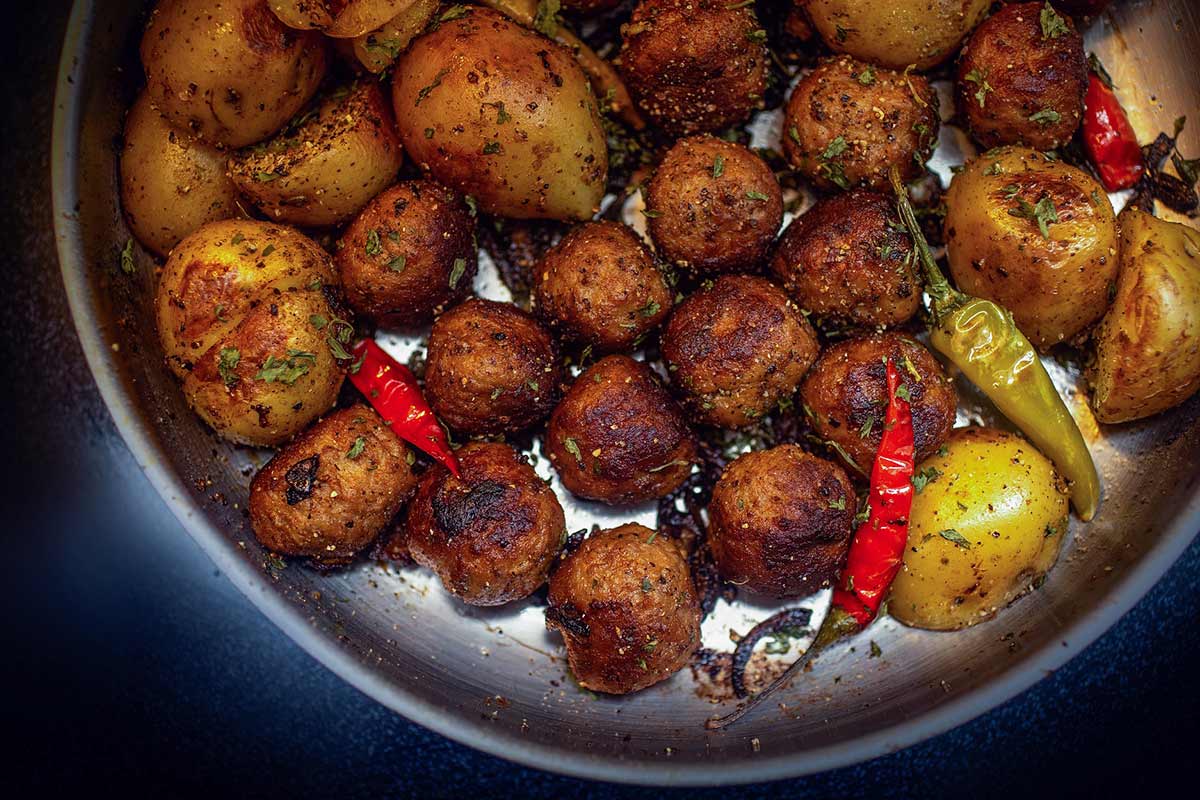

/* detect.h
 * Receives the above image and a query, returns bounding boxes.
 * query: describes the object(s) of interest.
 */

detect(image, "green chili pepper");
[889,167,1100,521]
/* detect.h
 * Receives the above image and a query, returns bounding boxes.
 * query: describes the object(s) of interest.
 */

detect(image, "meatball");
[617,0,768,135]
[645,136,783,275]
[337,180,476,328]
[546,355,696,505]
[956,3,1087,151]
[249,405,418,567]
[800,333,957,473]
[405,442,566,606]
[532,221,673,353]
[770,189,922,328]
[661,275,819,429]
[708,445,855,597]
[783,56,939,192]
[546,524,701,694]
[424,299,562,436]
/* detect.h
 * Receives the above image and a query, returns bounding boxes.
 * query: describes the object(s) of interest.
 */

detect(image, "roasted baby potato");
[120,93,247,258]
[804,0,991,70]
[889,427,1070,631]
[392,7,608,221]
[141,0,328,148]
[944,147,1119,350]
[349,0,438,73]
[1089,207,1200,424]
[270,0,417,37]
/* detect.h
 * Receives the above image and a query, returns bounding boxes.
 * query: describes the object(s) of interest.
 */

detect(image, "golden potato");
[141,0,328,148]
[349,0,438,73]
[270,0,417,36]
[889,427,1070,631]
[944,147,1118,350]
[392,7,608,221]
[804,0,991,70]
[268,0,337,29]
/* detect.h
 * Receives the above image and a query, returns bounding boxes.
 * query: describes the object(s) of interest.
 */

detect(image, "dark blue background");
[5,3,1196,797]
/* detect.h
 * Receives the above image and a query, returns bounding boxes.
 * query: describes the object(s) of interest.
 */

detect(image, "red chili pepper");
[1083,71,1144,192]
[348,339,460,477]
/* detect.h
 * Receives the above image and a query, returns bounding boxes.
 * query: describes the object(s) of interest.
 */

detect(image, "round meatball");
[532,221,673,353]
[546,355,696,505]
[617,0,768,135]
[424,299,562,436]
[800,333,958,473]
[770,189,922,328]
[337,180,477,328]
[708,445,855,597]
[546,524,701,694]
[645,136,783,275]
[405,442,566,606]
[249,405,418,567]
[783,56,939,192]
[661,275,819,429]
[956,2,1087,151]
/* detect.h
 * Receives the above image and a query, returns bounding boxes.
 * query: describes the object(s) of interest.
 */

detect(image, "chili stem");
[888,167,966,322]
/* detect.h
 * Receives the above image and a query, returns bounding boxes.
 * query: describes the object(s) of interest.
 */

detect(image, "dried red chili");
[1083,70,1144,191]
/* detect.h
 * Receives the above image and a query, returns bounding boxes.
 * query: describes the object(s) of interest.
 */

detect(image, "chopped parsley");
[482,140,501,155]
[829,496,846,510]
[217,347,241,387]
[818,136,850,189]
[712,154,725,178]
[439,4,471,22]
[119,239,135,274]
[639,299,661,317]
[346,436,366,459]
[746,190,770,201]
[963,69,993,108]
[745,29,768,44]
[1029,108,1062,126]
[911,466,942,493]
[415,68,450,107]
[857,65,876,85]
[494,102,511,125]
[1008,194,1059,239]
[938,529,972,549]
[1040,2,1069,40]
[388,255,407,273]
[448,258,467,288]
[256,350,316,385]
[365,229,382,256]
[533,0,561,36]
[309,314,328,330]
[562,436,583,464]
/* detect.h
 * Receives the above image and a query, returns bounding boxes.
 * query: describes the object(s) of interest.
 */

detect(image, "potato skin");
[645,136,783,275]
[783,56,939,192]
[424,298,562,436]
[546,524,701,694]
[770,189,921,328]
[661,275,819,429]
[141,0,328,148]
[336,180,477,328]
[708,445,855,597]
[944,147,1118,350]
[804,0,990,70]
[249,405,418,566]
[392,7,607,221]
[120,93,247,257]
[532,221,673,353]
[617,0,768,136]
[349,0,438,73]
[889,427,1070,631]
[800,333,957,474]
[405,442,565,606]
[546,355,696,504]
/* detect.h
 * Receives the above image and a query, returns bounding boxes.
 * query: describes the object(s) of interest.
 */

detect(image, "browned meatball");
[661,275,819,429]
[546,524,701,694]
[532,221,673,353]
[770,189,922,327]
[617,0,768,135]
[956,2,1086,150]
[424,298,562,436]
[249,405,418,567]
[405,442,566,606]
[336,180,476,328]
[800,333,957,473]
[546,355,696,504]
[708,445,855,597]
[783,56,939,192]
[645,136,783,275]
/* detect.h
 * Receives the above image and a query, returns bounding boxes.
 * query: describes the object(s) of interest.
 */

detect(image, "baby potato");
[120,93,248,258]
[804,0,990,70]
[1089,207,1200,424]
[229,81,403,227]
[944,147,1118,350]
[889,427,1070,631]
[392,7,608,221]
[349,0,438,73]
[268,0,337,29]
[141,0,328,148]
[270,1,416,37]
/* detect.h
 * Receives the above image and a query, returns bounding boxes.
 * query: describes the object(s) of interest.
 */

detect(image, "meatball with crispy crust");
[708,445,856,597]
[336,180,476,328]
[250,405,419,567]
[661,275,819,429]
[532,221,673,353]
[546,355,696,505]
[547,524,701,694]
[783,56,939,192]
[645,136,783,275]
[424,299,562,436]
[406,442,566,606]
[770,189,922,328]
[800,333,957,474]
[617,0,768,136]
[956,2,1087,151]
